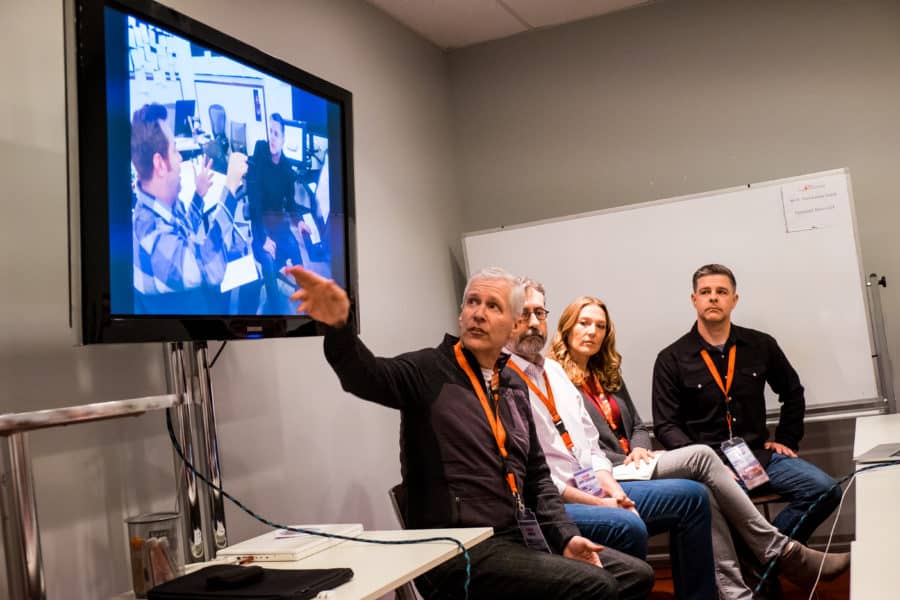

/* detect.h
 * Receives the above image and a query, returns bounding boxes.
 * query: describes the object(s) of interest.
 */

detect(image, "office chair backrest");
[388,484,408,529]
[208,104,227,138]
[230,121,247,154]
[388,484,418,600]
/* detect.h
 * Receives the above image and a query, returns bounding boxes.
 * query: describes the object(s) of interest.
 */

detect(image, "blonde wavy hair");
[549,296,623,392]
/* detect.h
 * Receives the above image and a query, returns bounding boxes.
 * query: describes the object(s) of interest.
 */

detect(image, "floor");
[647,567,851,599]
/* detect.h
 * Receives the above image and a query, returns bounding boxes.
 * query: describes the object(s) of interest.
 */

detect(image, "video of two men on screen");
[116,13,341,318]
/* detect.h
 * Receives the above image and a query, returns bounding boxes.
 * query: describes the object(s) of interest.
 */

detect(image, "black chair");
[749,491,787,521]
[208,103,227,139]
[205,104,229,173]
[388,484,418,600]
[230,121,247,154]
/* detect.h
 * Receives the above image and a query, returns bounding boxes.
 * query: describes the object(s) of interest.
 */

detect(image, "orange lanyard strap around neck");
[507,361,576,455]
[699,345,737,439]
[453,342,520,498]
[582,376,630,454]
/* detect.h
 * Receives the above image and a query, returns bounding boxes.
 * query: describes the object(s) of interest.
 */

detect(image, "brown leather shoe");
[779,541,850,588]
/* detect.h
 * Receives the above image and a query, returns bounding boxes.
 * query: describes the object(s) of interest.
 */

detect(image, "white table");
[114,527,492,600]
[850,413,900,599]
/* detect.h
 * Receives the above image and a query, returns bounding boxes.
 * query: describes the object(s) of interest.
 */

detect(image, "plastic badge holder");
[721,437,770,490]
[126,512,184,598]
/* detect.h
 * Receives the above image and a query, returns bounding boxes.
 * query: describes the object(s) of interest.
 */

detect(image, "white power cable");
[807,471,856,600]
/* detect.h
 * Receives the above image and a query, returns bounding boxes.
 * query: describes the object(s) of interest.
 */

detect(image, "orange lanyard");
[582,377,630,454]
[699,345,737,439]
[507,361,577,455]
[453,342,519,498]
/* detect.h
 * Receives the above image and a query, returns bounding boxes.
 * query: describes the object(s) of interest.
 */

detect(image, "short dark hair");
[692,264,737,291]
[131,103,170,182]
[270,112,285,134]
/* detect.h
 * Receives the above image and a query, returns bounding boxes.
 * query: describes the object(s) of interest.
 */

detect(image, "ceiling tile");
[367,0,527,50]
[503,0,654,28]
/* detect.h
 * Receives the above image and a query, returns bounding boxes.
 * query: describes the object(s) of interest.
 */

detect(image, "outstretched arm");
[287,266,421,411]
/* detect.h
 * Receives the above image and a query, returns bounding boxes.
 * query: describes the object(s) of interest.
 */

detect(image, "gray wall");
[1,0,894,595]
[449,0,900,540]
[449,0,900,394]
[0,0,459,597]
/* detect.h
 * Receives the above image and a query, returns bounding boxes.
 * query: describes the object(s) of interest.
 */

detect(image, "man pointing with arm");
[289,266,653,600]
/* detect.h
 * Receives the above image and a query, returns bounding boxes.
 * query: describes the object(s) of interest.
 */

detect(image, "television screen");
[72,0,356,343]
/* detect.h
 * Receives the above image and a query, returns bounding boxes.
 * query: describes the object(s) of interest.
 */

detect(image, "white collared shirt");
[508,353,612,493]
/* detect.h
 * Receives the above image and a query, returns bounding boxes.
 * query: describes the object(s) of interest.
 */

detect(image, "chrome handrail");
[0,394,184,435]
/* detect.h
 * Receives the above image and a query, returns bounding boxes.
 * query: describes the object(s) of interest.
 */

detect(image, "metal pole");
[866,274,896,413]
[164,342,205,562]
[0,433,46,600]
[193,342,228,556]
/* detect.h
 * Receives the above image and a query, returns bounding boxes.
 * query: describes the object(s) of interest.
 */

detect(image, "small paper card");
[721,437,770,490]
[517,507,551,553]
[220,253,259,292]
[573,467,604,496]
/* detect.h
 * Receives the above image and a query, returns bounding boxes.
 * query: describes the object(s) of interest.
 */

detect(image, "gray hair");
[518,277,546,300]
[692,264,737,291]
[462,267,525,317]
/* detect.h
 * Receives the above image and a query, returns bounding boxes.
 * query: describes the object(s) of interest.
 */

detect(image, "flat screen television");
[69,0,356,343]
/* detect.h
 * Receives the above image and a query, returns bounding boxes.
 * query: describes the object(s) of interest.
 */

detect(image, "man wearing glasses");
[505,278,718,599]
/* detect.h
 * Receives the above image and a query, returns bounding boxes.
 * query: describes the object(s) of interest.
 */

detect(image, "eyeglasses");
[521,308,550,321]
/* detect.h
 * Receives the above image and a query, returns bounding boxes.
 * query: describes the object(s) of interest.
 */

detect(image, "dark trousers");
[414,529,654,600]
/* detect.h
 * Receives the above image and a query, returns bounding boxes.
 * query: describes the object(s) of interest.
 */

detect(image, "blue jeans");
[565,503,648,559]
[569,479,716,600]
[747,453,841,544]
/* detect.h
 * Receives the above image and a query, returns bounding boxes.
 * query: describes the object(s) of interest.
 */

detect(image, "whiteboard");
[463,169,879,421]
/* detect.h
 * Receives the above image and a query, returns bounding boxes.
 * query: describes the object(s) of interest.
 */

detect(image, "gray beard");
[514,332,546,360]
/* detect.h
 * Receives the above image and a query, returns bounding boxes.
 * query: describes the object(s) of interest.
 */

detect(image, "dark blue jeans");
[565,502,648,559]
[746,452,841,544]
[569,478,716,600]
[414,528,654,600]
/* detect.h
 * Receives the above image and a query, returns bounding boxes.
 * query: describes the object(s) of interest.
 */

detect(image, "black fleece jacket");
[324,325,580,553]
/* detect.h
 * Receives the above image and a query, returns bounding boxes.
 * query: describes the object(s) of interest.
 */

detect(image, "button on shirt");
[507,353,612,493]
[651,322,805,466]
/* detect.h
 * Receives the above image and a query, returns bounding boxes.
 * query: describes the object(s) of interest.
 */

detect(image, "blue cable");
[165,408,472,599]
[753,460,900,595]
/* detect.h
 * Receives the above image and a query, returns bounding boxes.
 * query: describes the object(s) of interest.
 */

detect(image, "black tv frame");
[71,0,357,344]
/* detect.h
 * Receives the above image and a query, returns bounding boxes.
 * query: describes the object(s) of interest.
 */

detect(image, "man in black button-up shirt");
[651,264,840,544]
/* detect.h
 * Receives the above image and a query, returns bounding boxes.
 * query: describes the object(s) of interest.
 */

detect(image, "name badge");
[721,437,770,490]
[517,507,551,553]
[573,467,604,496]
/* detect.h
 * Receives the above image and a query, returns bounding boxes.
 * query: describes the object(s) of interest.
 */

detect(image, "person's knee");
[683,480,711,511]
[614,512,649,558]
[633,558,656,595]
[577,567,620,599]
[619,511,649,538]
[692,443,719,464]
[685,443,719,474]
